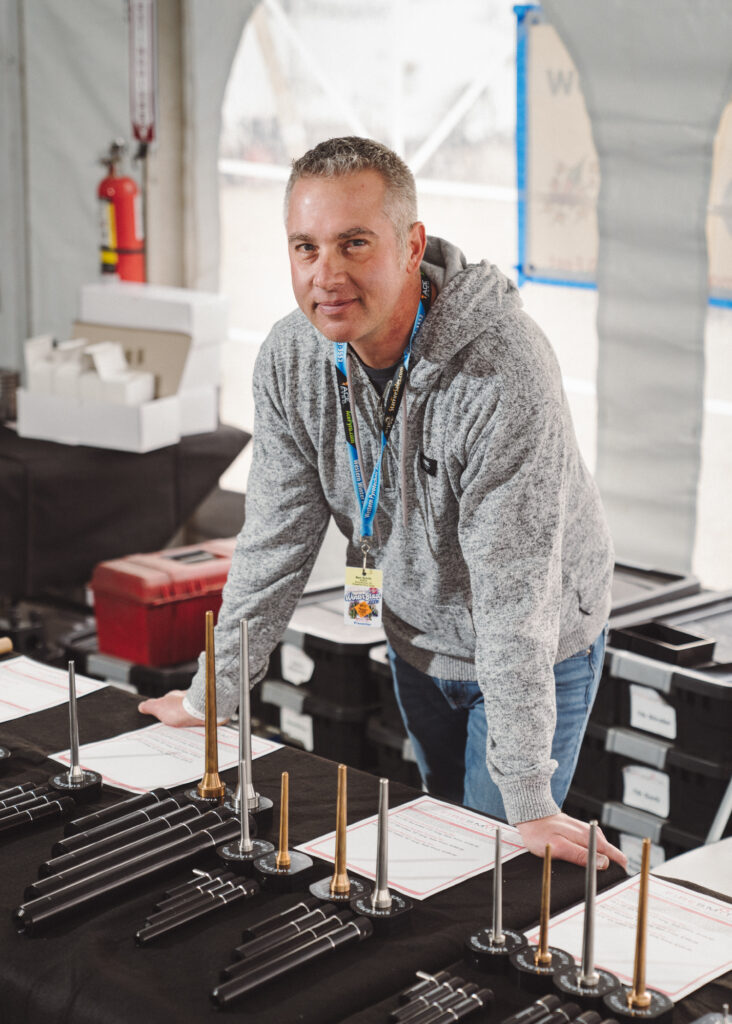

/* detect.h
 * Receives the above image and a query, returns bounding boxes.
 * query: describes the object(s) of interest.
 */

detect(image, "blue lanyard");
[333,273,431,543]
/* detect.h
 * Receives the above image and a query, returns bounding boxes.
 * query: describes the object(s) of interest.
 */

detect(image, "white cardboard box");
[78,282,228,346]
[17,388,180,453]
[179,387,219,436]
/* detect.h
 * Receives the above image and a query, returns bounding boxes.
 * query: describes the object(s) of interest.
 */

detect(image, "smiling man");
[140,137,624,871]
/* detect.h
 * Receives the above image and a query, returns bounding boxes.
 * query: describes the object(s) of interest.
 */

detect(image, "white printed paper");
[622,764,671,818]
[526,874,732,1001]
[0,656,106,723]
[297,795,526,900]
[630,684,677,739]
[50,722,281,793]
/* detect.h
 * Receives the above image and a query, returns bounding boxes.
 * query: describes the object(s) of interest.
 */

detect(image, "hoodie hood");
[412,236,523,390]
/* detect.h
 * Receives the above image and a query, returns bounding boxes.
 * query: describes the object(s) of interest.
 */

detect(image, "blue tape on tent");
[513,3,732,308]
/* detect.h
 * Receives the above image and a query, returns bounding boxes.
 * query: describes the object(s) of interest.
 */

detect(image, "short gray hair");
[284,137,418,247]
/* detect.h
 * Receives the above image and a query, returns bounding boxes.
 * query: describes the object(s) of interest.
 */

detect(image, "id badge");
[344,567,383,627]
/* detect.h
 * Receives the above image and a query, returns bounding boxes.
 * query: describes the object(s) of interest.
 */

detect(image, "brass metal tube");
[628,838,652,1009]
[197,611,226,801]
[330,764,350,896]
[534,844,553,966]
[276,772,290,870]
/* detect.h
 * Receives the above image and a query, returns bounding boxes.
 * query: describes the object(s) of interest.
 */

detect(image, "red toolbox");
[91,538,236,666]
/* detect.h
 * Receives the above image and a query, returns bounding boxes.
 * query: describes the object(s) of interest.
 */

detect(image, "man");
[140,137,625,871]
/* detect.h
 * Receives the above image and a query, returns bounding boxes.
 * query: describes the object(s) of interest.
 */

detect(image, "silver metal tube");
[234,620,257,811]
[370,778,392,910]
[67,662,83,784]
[580,820,599,986]
[491,826,505,944]
[238,759,253,854]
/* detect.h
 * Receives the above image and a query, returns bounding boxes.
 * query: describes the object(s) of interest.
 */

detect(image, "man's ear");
[406,221,427,272]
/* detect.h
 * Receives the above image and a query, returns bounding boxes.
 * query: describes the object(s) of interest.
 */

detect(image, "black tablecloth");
[0,683,727,1024]
[0,424,250,599]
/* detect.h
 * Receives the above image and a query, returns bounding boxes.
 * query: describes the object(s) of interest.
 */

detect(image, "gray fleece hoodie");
[184,237,613,824]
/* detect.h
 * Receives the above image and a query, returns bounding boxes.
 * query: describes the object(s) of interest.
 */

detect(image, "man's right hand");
[137,690,202,727]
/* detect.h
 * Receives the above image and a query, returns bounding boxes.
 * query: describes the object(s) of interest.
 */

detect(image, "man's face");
[286,170,425,359]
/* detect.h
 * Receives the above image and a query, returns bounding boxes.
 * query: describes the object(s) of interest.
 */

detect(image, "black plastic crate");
[610,562,700,620]
[276,592,385,707]
[575,722,731,840]
[366,716,422,788]
[564,787,701,872]
[260,679,379,771]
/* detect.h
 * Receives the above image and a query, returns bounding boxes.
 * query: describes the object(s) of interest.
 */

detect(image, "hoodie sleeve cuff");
[499,776,560,825]
[182,694,206,721]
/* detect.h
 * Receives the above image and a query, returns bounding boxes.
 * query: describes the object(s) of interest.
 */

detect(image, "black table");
[0,424,250,600]
[0,682,727,1024]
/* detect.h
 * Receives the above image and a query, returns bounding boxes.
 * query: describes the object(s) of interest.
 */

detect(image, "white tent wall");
[542,0,732,572]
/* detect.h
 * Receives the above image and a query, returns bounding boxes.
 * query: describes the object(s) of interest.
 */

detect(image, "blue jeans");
[387,627,607,821]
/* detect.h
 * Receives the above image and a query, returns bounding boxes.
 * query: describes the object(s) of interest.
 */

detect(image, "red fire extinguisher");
[98,139,145,282]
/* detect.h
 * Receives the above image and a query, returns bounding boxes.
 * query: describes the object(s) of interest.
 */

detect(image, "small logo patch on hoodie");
[420,452,437,476]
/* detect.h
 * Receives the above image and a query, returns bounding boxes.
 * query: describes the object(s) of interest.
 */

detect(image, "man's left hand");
[517,812,627,870]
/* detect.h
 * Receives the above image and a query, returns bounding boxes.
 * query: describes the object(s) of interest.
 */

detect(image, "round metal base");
[603,985,674,1024]
[48,769,102,804]
[510,945,576,994]
[0,746,10,761]
[249,795,274,831]
[309,874,371,904]
[183,786,228,809]
[217,837,274,875]
[554,967,620,1008]
[350,891,413,934]
[465,927,527,972]
[254,849,314,892]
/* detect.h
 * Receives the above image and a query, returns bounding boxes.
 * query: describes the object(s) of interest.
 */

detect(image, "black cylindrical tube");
[0,782,37,801]
[64,788,170,834]
[146,875,233,922]
[153,871,235,912]
[0,797,74,835]
[500,995,563,1024]
[399,972,454,1005]
[14,816,240,932]
[225,911,352,978]
[240,896,320,940]
[51,797,180,854]
[162,866,230,900]
[136,878,259,945]
[146,881,237,926]
[233,907,335,960]
[535,1006,582,1024]
[406,986,480,1024]
[210,916,373,1006]
[393,980,466,1024]
[40,805,200,876]
[0,786,49,810]
[26,811,217,899]
[430,987,493,1023]
[0,795,55,820]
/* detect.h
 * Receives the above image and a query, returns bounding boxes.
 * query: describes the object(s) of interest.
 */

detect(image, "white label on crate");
[280,643,315,686]
[619,833,666,875]
[622,764,671,818]
[280,707,314,752]
[629,684,677,739]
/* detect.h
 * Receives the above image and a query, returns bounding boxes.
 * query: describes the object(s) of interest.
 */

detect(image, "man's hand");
[137,690,204,727]
[516,812,627,871]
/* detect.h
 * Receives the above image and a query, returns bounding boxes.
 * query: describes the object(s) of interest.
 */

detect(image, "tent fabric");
[543,0,732,572]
